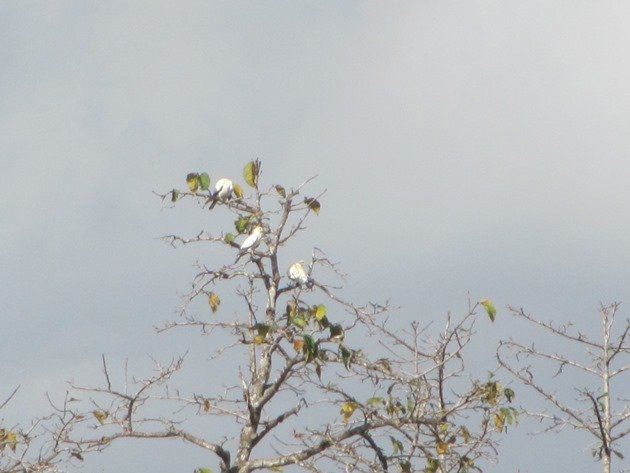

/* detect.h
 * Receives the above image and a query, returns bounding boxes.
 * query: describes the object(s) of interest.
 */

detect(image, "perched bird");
[235,226,264,263]
[240,226,263,250]
[209,178,234,209]
[287,260,309,286]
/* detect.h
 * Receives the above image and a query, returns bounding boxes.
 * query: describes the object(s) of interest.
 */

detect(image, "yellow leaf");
[286,300,297,318]
[436,441,449,455]
[233,183,244,198]
[186,173,200,192]
[304,197,321,215]
[274,185,286,198]
[340,401,357,421]
[93,410,108,425]
[314,304,327,321]
[0,430,17,452]
[493,413,505,432]
[293,339,304,352]
[481,381,500,405]
[254,334,266,345]
[243,160,260,188]
[208,292,221,313]
[460,426,471,443]
[479,298,497,322]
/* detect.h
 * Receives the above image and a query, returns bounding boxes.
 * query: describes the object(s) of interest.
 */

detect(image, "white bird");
[235,226,264,263]
[240,226,263,251]
[209,178,234,209]
[287,261,309,286]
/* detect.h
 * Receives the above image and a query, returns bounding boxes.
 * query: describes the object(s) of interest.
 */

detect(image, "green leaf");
[367,396,385,405]
[329,323,344,340]
[399,460,412,473]
[274,185,286,198]
[234,216,251,234]
[303,334,318,362]
[479,298,496,322]
[339,345,352,369]
[208,292,220,313]
[389,436,403,454]
[458,456,474,473]
[290,317,307,329]
[199,172,210,191]
[186,173,200,192]
[224,233,236,243]
[196,468,213,473]
[504,387,515,402]
[171,189,180,202]
[423,458,439,473]
[253,324,271,345]
[303,334,316,350]
[243,160,260,188]
[254,323,270,337]
[304,197,321,215]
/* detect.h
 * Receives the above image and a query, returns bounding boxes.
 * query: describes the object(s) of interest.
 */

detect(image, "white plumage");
[287,261,309,285]
[240,226,263,251]
[209,178,233,209]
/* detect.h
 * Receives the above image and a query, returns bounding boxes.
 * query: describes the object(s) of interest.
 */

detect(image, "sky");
[1,1,629,472]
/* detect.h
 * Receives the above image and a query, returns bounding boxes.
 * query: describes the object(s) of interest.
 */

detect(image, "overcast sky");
[1,2,629,472]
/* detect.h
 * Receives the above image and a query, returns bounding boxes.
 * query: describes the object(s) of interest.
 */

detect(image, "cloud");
[1,2,629,471]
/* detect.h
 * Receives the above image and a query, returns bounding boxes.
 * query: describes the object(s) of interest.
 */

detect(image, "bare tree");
[0,385,83,472]
[58,162,515,473]
[497,303,629,473]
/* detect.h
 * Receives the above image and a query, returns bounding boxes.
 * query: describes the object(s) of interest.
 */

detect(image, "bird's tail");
[208,192,218,209]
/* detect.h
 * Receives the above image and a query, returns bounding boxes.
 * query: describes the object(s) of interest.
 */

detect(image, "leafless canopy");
[497,303,629,473]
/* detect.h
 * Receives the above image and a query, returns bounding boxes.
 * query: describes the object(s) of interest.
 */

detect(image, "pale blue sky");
[1,2,629,472]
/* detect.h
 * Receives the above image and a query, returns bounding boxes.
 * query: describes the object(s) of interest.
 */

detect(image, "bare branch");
[586,391,610,456]
[0,385,20,410]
